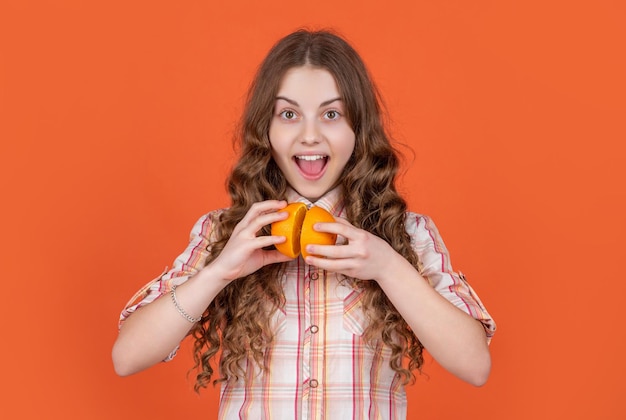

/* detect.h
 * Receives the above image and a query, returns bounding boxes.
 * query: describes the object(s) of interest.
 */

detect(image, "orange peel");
[271,203,337,259]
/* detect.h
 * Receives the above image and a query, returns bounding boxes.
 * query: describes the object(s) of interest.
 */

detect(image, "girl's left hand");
[304,217,399,281]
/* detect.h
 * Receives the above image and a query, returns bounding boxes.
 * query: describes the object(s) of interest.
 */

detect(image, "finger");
[333,216,354,227]
[252,210,289,230]
[241,200,288,224]
[312,221,347,235]
[304,243,353,259]
[263,250,296,265]
[312,220,359,241]
[253,234,287,250]
[304,255,354,273]
[237,202,289,234]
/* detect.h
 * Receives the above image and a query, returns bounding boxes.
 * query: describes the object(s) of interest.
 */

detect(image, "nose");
[300,119,320,144]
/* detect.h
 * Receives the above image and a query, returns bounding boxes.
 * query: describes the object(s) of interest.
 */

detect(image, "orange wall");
[1,1,625,418]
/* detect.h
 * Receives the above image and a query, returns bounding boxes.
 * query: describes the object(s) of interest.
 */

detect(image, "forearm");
[376,255,491,386]
[112,200,292,376]
[112,265,228,376]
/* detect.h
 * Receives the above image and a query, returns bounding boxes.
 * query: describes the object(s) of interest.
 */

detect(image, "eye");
[279,110,297,120]
[324,110,340,120]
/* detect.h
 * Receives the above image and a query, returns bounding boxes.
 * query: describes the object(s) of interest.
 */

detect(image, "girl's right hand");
[208,200,293,282]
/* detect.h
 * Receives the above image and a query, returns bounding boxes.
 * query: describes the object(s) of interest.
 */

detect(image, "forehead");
[276,66,341,100]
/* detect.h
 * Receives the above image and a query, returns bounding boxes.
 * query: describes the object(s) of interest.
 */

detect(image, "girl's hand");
[304,217,400,281]
[209,200,293,282]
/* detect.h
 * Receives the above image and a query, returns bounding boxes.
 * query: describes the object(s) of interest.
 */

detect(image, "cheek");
[268,140,290,169]
[268,127,283,155]
[268,122,294,150]
[338,130,356,158]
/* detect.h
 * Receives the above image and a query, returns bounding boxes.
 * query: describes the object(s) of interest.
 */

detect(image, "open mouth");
[294,154,329,178]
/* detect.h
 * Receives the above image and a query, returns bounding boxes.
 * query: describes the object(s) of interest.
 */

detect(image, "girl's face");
[269,66,356,202]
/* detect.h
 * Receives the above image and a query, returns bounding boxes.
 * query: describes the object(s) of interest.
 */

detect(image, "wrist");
[375,251,420,287]
[198,259,236,285]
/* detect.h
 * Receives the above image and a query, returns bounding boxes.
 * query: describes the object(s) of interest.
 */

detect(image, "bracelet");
[171,285,202,323]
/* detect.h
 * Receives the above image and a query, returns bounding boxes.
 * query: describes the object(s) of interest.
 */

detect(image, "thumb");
[264,250,296,265]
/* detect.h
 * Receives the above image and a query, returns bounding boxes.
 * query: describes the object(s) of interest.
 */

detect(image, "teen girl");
[113,29,496,419]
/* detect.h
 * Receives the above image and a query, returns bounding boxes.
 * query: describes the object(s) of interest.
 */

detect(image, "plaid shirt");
[120,188,496,419]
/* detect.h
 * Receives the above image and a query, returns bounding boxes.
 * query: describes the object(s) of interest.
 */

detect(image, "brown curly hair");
[190,29,424,391]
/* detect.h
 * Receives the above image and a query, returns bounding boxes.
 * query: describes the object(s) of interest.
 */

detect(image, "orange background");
[1,1,624,419]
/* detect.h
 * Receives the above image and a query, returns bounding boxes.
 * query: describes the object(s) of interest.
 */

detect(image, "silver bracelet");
[171,285,202,323]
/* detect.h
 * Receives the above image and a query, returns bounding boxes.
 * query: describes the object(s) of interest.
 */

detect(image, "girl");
[113,29,496,419]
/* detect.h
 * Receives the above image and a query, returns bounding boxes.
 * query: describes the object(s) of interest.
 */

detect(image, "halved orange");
[271,204,337,259]
[271,202,307,258]
[300,206,337,259]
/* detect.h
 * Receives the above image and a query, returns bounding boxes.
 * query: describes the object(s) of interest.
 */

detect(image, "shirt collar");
[285,186,346,218]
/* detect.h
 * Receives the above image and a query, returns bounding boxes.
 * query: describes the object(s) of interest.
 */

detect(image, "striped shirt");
[119,188,496,419]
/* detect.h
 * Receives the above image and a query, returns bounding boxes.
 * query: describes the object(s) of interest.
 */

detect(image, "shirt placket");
[301,264,324,420]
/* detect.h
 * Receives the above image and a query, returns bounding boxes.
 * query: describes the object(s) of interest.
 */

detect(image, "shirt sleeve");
[406,213,496,342]
[117,210,220,360]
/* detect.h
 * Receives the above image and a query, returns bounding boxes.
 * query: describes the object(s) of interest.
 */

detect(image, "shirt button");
[310,325,319,334]
[310,379,319,388]
[310,271,319,280]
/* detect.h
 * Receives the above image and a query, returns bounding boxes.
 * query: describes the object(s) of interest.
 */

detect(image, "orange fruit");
[271,202,307,258]
[300,206,337,259]
[271,204,337,259]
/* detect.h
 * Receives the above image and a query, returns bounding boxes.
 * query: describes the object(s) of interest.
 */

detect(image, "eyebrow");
[275,96,342,107]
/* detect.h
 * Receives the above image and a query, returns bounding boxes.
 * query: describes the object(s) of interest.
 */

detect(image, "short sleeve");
[117,210,221,360]
[406,213,496,342]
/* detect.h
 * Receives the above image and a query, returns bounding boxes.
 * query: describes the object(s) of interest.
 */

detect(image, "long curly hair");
[190,29,424,391]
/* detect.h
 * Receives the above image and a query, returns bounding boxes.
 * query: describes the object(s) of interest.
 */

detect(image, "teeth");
[296,155,326,161]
